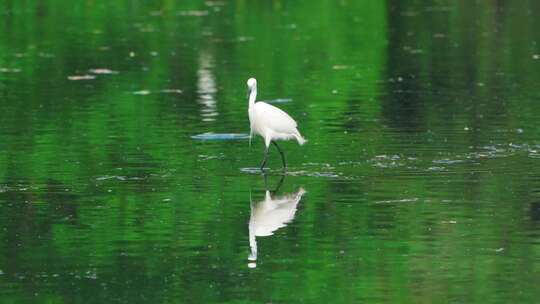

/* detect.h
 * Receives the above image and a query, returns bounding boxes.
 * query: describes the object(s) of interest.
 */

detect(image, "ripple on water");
[432,159,466,165]
[176,10,209,17]
[240,167,263,174]
[191,133,249,141]
[132,89,183,95]
[367,154,414,169]
[261,98,293,104]
[287,171,343,178]
[365,142,539,174]
[374,198,419,204]
[239,167,348,179]
[198,154,225,161]
[95,175,127,181]
[427,166,447,172]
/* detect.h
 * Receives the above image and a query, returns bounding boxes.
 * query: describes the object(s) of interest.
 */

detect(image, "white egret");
[247,78,306,170]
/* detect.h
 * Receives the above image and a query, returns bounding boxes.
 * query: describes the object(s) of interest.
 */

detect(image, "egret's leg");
[260,147,269,170]
[272,141,287,169]
[263,171,269,189]
[273,174,285,193]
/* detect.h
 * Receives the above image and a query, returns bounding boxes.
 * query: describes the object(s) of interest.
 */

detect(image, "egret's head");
[247,78,257,90]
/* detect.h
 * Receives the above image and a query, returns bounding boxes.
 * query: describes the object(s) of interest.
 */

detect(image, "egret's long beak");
[246,87,251,99]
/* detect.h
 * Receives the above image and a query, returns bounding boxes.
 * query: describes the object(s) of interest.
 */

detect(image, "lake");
[0,1,539,303]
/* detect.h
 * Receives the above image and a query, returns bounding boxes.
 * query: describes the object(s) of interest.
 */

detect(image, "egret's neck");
[248,87,257,108]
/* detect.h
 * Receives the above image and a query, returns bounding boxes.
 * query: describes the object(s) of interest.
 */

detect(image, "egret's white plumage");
[247,78,306,169]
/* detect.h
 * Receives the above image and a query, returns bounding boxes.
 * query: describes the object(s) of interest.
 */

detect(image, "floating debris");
[67,75,96,80]
[132,90,151,95]
[236,36,254,42]
[0,68,21,73]
[177,10,209,16]
[191,132,250,141]
[160,89,183,94]
[89,68,119,75]
[332,65,349,70]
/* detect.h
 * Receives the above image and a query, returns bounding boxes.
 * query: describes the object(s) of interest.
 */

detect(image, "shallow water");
[1,1,540,303]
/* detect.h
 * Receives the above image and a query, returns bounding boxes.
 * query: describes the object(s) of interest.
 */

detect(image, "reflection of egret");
[247,78,306,170]
[248,175,306,268]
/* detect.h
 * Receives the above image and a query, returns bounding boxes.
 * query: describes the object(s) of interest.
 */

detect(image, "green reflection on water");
[0,0,539,303]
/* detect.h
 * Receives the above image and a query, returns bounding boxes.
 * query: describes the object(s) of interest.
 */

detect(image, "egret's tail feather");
[294,133,307,145]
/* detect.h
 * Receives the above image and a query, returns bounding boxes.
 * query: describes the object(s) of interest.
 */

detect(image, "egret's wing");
[254,102,298,134]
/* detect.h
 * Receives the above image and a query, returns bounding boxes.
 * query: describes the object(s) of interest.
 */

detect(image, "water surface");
[1,1,539,303]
